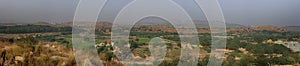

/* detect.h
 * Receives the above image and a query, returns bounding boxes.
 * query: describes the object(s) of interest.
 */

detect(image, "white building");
[275,40,300,52]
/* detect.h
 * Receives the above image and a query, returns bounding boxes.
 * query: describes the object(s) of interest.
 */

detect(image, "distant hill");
[33,21,52,26]
[282,26,300,32]
[56,21,112,27]
[228,25,286,32]
[0,23,17,26]
[193,20,246,28]
[1,21,292,34]
[55,21,73,27]
[134,19,246,28]
[251,26,285,32]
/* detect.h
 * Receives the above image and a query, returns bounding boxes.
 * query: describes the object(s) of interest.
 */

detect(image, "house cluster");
[274,40,300,52]
[94,42,114,48]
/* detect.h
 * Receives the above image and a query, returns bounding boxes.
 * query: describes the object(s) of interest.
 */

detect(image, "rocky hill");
[282,26,300,32]
[228,25,286,32]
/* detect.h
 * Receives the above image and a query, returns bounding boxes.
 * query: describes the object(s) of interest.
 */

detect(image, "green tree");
[255,56,271,66]
[271,56,295,65]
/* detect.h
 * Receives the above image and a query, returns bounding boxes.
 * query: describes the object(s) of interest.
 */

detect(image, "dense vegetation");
[0,25,72,34]
[1,24,300,66]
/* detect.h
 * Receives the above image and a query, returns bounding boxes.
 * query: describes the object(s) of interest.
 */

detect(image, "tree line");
[0,25,72,34]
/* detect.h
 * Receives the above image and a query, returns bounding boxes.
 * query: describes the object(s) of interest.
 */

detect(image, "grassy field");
[137,38,151,43]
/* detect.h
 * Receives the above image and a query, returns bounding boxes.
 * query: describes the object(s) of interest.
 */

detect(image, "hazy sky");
[0,0,299,26]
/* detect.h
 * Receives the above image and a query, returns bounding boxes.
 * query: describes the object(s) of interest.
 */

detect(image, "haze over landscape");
[0,0,300,26]
[1,0,300,66]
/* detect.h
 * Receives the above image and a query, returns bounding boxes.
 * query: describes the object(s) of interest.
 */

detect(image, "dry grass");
[0,39,76,66]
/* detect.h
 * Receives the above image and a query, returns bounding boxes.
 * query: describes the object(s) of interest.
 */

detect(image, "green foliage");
[198,35,212,47]
[136,38,151,43]
[255,56,271,66]
[271,56,295,65]
[227,39,240,50]
[130,32,177,38]
[245,44,291,55]
[0,25,72,34]
[239,55,255,66]
[290,52,300,64]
